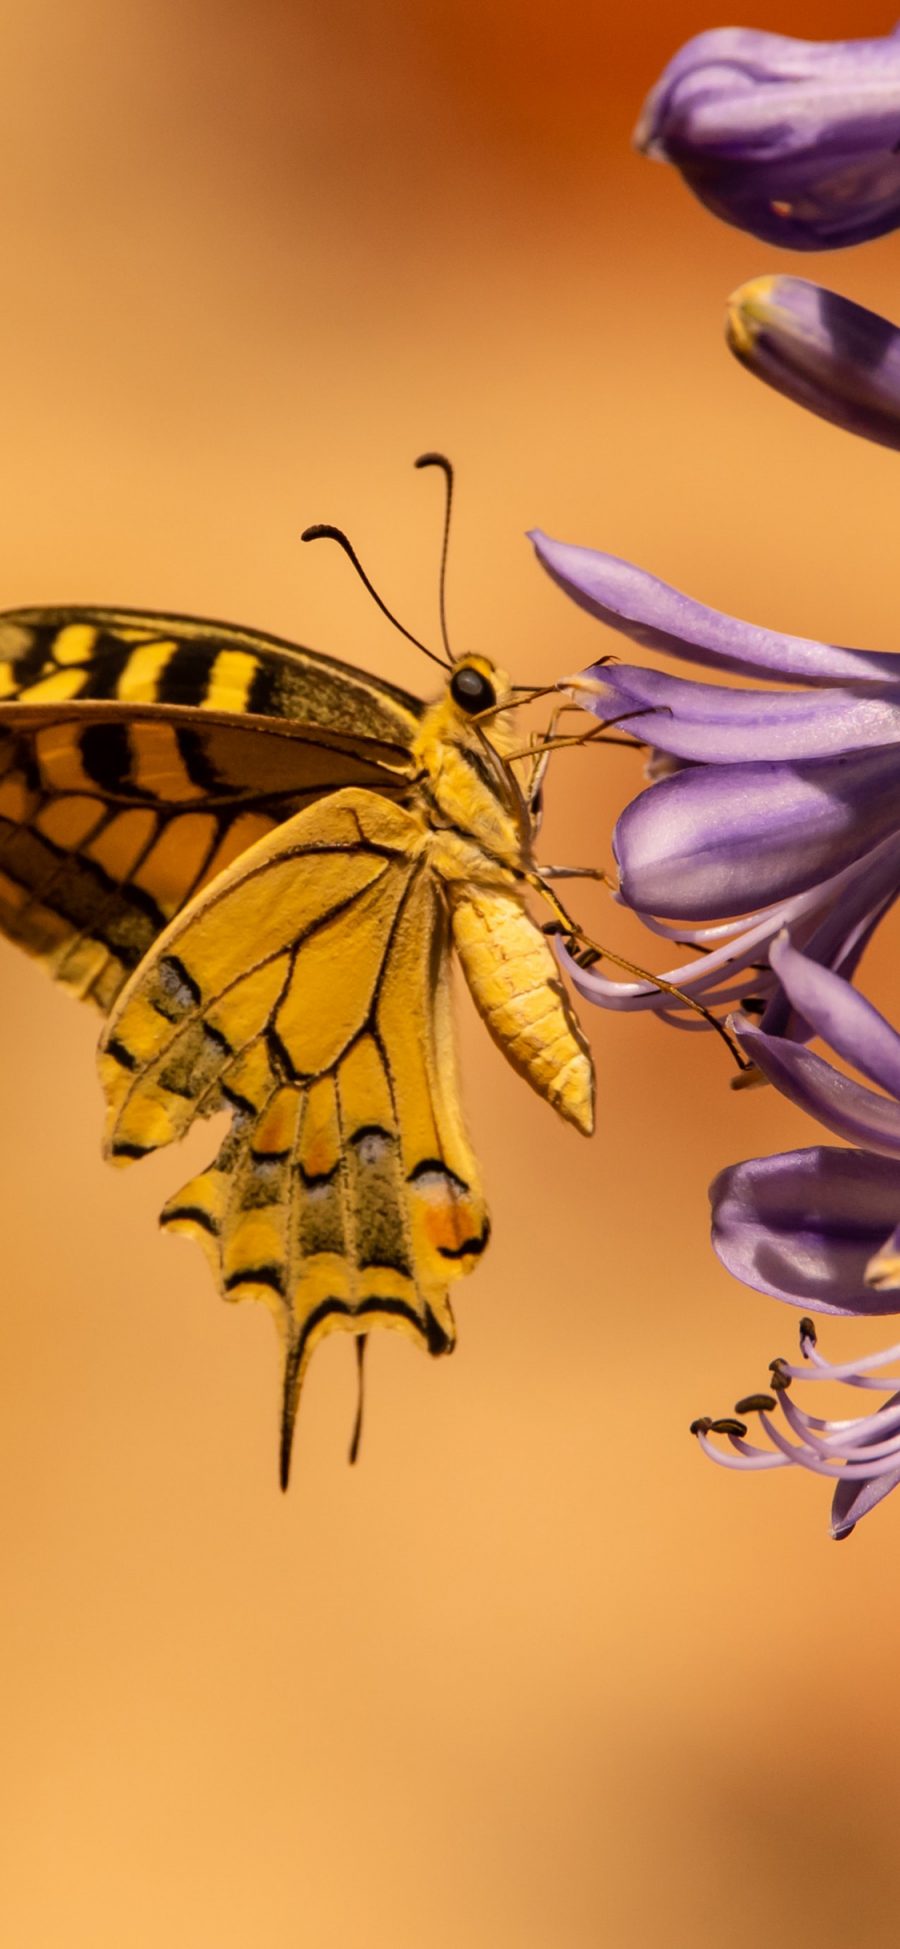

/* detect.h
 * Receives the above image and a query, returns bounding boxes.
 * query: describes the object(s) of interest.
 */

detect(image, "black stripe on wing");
[0,605,424,742]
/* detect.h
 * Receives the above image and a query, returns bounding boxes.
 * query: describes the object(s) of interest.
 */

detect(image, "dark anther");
[574,946,601,969]
[768,1358,791,1391]
[730,1061,763,1092]
[739,996,767,1016]
[709,1417,748,1438]
[541,920,567,936]
[690,1417,713,1436]
[799,1316,817,1351]
[734,1393,776,1414]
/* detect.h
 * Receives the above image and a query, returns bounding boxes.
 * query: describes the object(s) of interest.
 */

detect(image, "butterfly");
[0,457,595,1483]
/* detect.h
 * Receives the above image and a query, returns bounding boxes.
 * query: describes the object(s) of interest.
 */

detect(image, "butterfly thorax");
[405,655,595,1145]
[408,655,532,872]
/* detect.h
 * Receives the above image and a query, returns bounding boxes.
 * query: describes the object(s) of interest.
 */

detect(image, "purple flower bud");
[637,26,900,249]
[727,277,900,450]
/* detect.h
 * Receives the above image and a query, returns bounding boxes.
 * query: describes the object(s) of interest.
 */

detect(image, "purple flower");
[714,933,900,1307]
[531,529,900,1027]
[692,1316,900,1541]
[701,933,900,1532]
[738,952,900,1143]
[636,26,900,250]
[727,277,900,452]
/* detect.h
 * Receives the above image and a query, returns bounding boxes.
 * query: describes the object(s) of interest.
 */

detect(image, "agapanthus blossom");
[636,26,900,250]
[727,277,900,453]
[532,529,900,1029]
[699,932,900,1534]
[692,1320,900,1540]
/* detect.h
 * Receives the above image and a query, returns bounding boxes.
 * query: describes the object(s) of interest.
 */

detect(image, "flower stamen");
[694,1319,900,1525]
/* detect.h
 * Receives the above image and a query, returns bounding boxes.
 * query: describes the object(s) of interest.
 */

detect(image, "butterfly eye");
[450,665,496,715]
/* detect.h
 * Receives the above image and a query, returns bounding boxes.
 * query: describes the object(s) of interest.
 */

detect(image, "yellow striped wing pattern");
[0,607,419,1008]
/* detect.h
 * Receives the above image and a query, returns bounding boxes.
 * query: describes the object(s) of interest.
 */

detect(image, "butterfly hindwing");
[98,788,489,1476]
[0,599,421,1009]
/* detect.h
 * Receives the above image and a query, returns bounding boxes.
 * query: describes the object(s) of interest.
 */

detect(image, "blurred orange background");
[3,2,900,1944]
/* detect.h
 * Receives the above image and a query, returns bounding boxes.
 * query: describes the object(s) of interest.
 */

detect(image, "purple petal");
[531,531,900,685]
[615,750,900,920]
[658,149,900,257]
[575,661,900,763]
[768,933,900,1098]
[636,27,900,250]
[734,1019,900,1158]
[727,278,900,453]
[637,28,900,163]
[563,835,900,1020]
[711,1148,900,1313]
[831,1392,900,1537]
[759,832,900,1040]
[831,1471,900,1538]
[559,884,807,1014]
[866,1222,900,1293]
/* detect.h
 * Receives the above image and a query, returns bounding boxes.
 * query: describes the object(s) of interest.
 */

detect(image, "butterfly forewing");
[98,789,489,1478]
[0,605,422,737]
[0,605,421,1009]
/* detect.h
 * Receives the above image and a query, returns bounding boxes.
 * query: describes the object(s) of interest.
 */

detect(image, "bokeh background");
[2,2,900,1943]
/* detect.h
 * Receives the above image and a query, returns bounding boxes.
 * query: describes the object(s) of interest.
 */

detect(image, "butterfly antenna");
[301,522,450,670]
[414,452,455,662]
[348,1335,368,1466]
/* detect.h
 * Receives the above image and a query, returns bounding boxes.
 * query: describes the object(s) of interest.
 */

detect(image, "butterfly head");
[411,655,530,860]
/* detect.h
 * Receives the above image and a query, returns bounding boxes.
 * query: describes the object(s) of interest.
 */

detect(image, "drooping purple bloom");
[726,277,900,452]
[692,1315,900,1541]
[701,933,900,1532]
[711,1145,900,1315]
[729,936,900,1162]
[637,26,900,250]
[531,529,900,1027]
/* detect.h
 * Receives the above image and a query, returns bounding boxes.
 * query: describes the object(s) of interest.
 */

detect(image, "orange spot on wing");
[303,1138,337,1177]
[423,1198,478,1254]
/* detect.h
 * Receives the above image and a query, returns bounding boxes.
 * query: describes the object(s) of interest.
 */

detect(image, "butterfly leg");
[525,703,566,817]
[526,870,750,1070]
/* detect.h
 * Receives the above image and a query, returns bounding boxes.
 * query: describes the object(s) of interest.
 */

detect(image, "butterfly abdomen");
[449,884,594,1135]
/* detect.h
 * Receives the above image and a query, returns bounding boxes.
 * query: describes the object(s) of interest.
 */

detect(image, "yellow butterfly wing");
[0,604,421,735]
[98,788,488,1480]
[0,606,420,1008]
